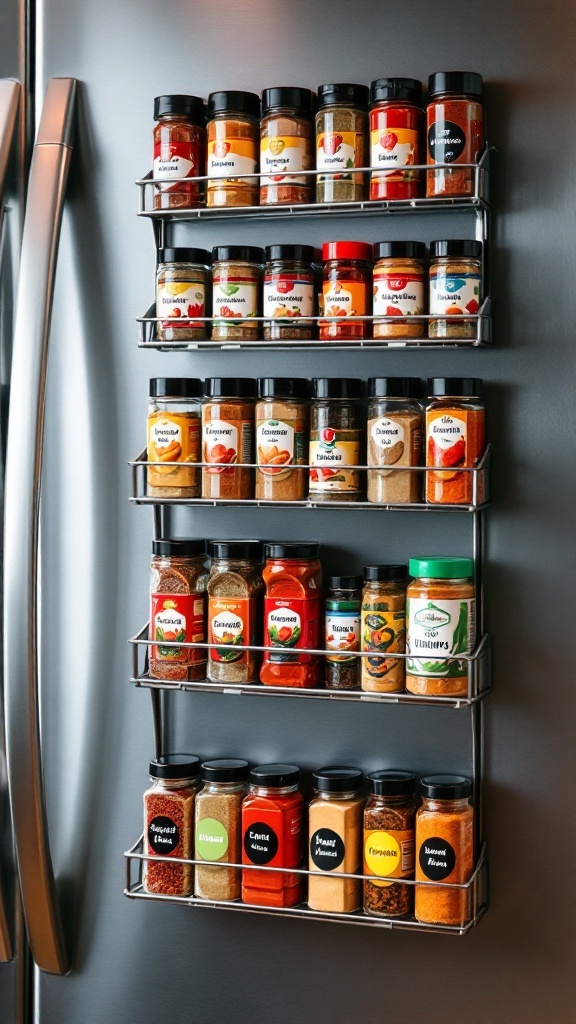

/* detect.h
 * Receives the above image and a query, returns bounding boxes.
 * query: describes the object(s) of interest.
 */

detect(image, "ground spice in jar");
[320,242,372,341]
[369,78,424,201]
[156,248,210,343]
[143,754,200,896]
[316,83,368,204]
[260,542,323,688]
[207,540,263,684]
[426,72,484,198]
[206,91,260,208]
[194,759,249,902]
[308,767,364,914]
[363,770,416,918]
[149,540,207,682]
[415,775,474,926]
[242,764,304,908]
[426,377,485,504]
[153,94,205,211]
[325,576,362,690]
[202,377,256,499]
[367,376,423,505]
[147,377,202,499]
[429,240,482,340]
[373,241,426,341]
[260,88,314,206]
[263,245,316,341]
[212,246,263,342]
[309,378,362,502]
[361,565,407,692]
[256,377,309,501]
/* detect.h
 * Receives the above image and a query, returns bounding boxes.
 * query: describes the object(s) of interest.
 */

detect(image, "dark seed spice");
[363,775,416,918]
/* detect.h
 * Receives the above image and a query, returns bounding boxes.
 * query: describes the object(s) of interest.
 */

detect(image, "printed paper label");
[203,418,239,474]
[321,281,367,319]
[364,828,414,887]
[207,137,257,178]
[309,429,360,492]
[157,281,206,328]
[153,140,197,191]
[317,131,364,180]
[150,594,204,663]
[147,413,200,488]
[257,418,296,477]
[213,278,259,321]
[407,597,476,678]
[325,611,361,663]
[260,135,310,185]
[370,127,418,174]
[361,609,405,681]
[209,597,252,664]
[373,272,425,317]
[264,597,322,665]
[429,272,481,316]
[263,274,314,320]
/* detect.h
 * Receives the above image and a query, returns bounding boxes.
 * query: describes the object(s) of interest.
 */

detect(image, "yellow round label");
[364,828,414,888]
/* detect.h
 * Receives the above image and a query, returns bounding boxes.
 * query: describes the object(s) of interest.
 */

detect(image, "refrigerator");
[1,0,575,1021]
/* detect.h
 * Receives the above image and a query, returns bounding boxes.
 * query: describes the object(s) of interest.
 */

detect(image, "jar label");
[147,413,201,488]
[309,431,360,492]
[373,272,425,317]
[203,418,252,473]
[369,417,406,469]
[426,412,468,472]
[195,817,229,861]
[429,272,481,316]
[213,278,259,321]
[370,127,418,174]
[263,274,314,320]
[260,135,309,186]
[321,280,368,319]
[361,610,405,680]
[316,131,364,179]
[153,141,197,191]
[407,597,476,679]
[209,597,253,664]
[242,807,302,894]
[150,594,205,664]
[427,120,466,164]
[418,835,456,880]
[157,280,206,329]
[148,815,180,855]
[264,597,322,664]
[207,137,257,178]
[310,828,345,871]
[325,610,361,663]
[364,829,414,887]
[256,418,297,476]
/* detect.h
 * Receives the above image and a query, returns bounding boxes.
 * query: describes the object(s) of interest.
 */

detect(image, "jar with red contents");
[369,78,424,201]
[260,542,323,688]
[426,72,484,198]
[320,241,372,341]
[153,95,205,211]
[242,764,304,907]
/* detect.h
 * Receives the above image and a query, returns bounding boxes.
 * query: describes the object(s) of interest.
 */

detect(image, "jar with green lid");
[156,248,211,342]
[212,245,263,341]
[309,378,362,502]
[406,557,476,697]
[429,240,482,339]
[316,83,369,203]
[325,575,362,690]
[361,565,407,692]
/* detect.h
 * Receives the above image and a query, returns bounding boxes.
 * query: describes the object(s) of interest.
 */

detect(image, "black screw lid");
[261,87,314,115]
[154,95,205,122]
[373,241,426,261]
[317,83,369,108]
[420,774,472,799]
[158,247,211,266]
[264,541,319,560]
[212,245,264,264]
[207,90,260,120]
[430,239,482,260]
[152,539,206,558]
[313,766,364,793]
[328,575,363,590]
[150,377,204,399]
[204,377,257,399]
[367,770,416,796]
[428,72,483,101]
[368,377,423,399]
[257,378,309,400]
[264,244,316,263]
[201,759,249,783]
[370,78,423,106]
[427,377,482,397]
[209,540,262,561]
[149,753,201,780]
[364,564,407,582]
[250,764,301,787]
[312,378,362,400]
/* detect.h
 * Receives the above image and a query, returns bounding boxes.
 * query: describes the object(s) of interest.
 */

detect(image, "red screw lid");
[322,241,373,263]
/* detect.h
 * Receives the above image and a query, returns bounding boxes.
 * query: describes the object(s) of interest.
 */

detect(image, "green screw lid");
[409,557,474,579]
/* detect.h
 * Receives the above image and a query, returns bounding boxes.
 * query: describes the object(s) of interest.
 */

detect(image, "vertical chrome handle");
[4,77,77,976]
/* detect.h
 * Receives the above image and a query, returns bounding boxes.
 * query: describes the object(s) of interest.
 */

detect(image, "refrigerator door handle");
[3,77,77,976]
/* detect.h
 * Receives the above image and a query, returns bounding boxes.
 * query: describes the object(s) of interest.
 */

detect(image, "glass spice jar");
[363,770,416,918]
[156,247,211,342]
[149,539,207,682]
[367,376,423,505]
[320,241,372,341]
[153,94,205,211]
[369,78,424,201]
[372,241,427,341]
[202,377,256,499]
[260,87,314,206]
[429,240,482,340]
[426,72,484,198]
[415,775,474,926]
[308,767,364,914]
[260,542,323,689]
[325,575,362,691]
[194,759,249,902]
[263,244,316,341]
[206,91,260,208]
[256,377,309,501]
[207,540,263,684]
[143,754,200,896]
[147,377,203,499]
[361,565,407,693]
[242,764,304,908]
[315,83,369,204]
[426,377,485,505]
[212,245,263,342]
[309,378,362,502]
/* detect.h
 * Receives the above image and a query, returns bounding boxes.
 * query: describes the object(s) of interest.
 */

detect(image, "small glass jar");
[320,241,372,341]
[426,377,485,505]
[363,770,416,918]
[153,94,205,210]
[361,565,407,693]
[156,247,211,342]
[325,575,362,690]
[415,775,474,926]
[202,377,256,500]
[372,241,426,341]
[143,754,200,896]
[194,759,249,902]
[367,376,423,505]
[263,244,316,341]
[147,377,203,498]
[260,542,323,689]
[242,764,304,907]
[149,539,207,682]
[212,246,263,341]
[309,378,362,502]
[426,72,484,198]
[369,78,424,201]
[315,83,369,204]
[206,91,260,208]
[429,240,482,339]
[406,557,476,697]
[308,767,364,914]
[260,87,314,206]
[207,540,263,684]
[256,377,309,501]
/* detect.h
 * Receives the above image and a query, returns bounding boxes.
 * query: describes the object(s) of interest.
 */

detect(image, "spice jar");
[363,770,416,918]
[315,83,369,204]
[153,94,205,211]
[415,775,474,926]
[320,241,372,341]
[426,72,484,198]
[429,240,482,340]
[260,87,314,206]
[147,377,203,499]
[242,764,304,907]
[361,565,407,693]
[309,378,362,502]
[256,377,309,501]
[156,248,211,343]
[369,78,424,201]
[207,540,263,684]
[373,241,426,341]
[202,377,256,499]
[308,767,364,914]
[143,753,200,896]
[206,91,260,208]
[194,759,249,902]
[367,376,423,505]
[149,540,207,682]
[263,245,316,341]
[325,575,362,691]
[426,377,485,505]
[212,246,263,342]
[406,557,476,697]
[260,542,323,689]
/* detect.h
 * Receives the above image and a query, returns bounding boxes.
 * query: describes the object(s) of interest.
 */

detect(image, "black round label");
[428,120,466,163]
[243,821,279,864]
[419,836,456,880]
[148,815,180,855]
[310,828,345,871]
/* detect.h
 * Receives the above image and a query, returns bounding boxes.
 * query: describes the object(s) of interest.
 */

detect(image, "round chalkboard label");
[418,836,456,880]
[428,120,466,163]
[243,821,279,865]
[310,828,345,871]
[148,815,180,855]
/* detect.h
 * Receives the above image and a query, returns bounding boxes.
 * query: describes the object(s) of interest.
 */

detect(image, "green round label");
[195,817,229,861]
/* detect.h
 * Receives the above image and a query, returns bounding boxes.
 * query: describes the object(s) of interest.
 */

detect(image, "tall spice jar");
[143,754,200,896]
[325,576,362,691]
[415,775,474,926]
[260,88,314,206]
[147,377,202,499]
[426,72,484,198]
[194,759,249,902]
[156,248,211,343]
[242,764,304,907]
[320,241,372,341]
[372,241,426,341]
[207,540,263,684]
[426,377,485,505]
[308,767,364,914]
[260,542,323,689]
[202,377,256,499]
[361,565,407,693]
[256,377,309,501]
[263,245,316,341]
[212,245,263,342]
[206,91,260,208]
[429,240,482,340]
[153,95,205,210]
[367,376,423,505]
[309,378,362,502]
[369,78,424,201]
[149,540,207,682]
[363,770,416,918]
[315,83,369,204]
